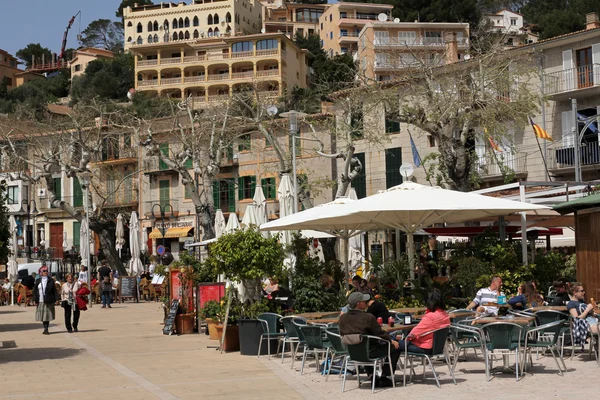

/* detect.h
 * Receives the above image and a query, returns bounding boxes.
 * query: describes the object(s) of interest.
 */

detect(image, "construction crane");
[59,11,81,61]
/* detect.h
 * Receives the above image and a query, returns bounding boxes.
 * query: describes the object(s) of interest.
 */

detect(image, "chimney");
[586,12,600,30]
[445,32,458,64]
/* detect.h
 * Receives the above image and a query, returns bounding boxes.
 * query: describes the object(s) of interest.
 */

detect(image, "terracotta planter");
[206,318,221,340]
[215,324,240,352]
[175,313,195,334]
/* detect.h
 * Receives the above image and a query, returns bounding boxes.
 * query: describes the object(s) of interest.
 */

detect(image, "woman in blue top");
[508,281,543,310]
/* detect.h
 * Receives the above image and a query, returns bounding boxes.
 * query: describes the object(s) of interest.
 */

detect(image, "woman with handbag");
[34,265,58,335]
[60,274,81,333]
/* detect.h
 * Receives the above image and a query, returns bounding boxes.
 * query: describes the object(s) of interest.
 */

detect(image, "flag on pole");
[484,127,502,152]
[530,117,553,141]
[409,134,421,167]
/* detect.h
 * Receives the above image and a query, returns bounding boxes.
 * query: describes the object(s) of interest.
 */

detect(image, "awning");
[164,226,193,238]
[149,228,163,239]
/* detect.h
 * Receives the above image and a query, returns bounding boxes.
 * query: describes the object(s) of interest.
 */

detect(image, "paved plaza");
[1,302,599,399]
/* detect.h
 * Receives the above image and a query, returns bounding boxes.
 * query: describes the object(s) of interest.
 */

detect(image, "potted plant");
[213,293,242,352]
[200,300,222,340]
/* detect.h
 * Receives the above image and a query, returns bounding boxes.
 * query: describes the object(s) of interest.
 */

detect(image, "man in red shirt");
[399,289,450,353]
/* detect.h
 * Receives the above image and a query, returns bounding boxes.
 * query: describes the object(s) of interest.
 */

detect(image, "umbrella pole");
[342,237,349,292]
[407,233,416,282]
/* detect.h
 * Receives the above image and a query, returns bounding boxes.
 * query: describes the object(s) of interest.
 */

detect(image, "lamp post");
[571,99,599,182]
[79,172,93,308]
[279,110,307,213]
[151,203,175,301]
[20,200,37,259]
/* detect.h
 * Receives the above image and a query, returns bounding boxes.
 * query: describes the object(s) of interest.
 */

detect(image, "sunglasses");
[40,270,48,273]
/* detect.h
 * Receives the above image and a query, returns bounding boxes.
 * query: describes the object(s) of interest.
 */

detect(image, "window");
[153,34,159,43]
[173,18,178,29]
[179,17,184,27]
[385,148,402,189]
[193,16,199,26]
[213,178,236,212]
[398,31,416,45]
[351,153,366,198]
[428,135,436,147]
[153,21,159,31]
[102,137,119,161]
[7,186,18,204]
[330,31,333,40]
[184,157,193,169]
[148,21,153,32]
[73,221,81,252]
[214,14,219,24]
[232,41,253,52]
[163,19,169,30]
[194,29,199,39]
[424,31,442,44]
[374,31,389,45]
[159,143,169,170]
[137,36,143,45]
[137,22,143,33]
[184,183,192,199]
[148,34,153,43]
[214,28,220,37]
[510,17,517,26]
[261,178,276,199]
[159,180,170,207]
[179,31,184,40]
[226,12,232,23]
[376,52,389,66]
[238,134,251,151]
[127,21,133,27]
[184,17,190,27]
[238,176,256,200]
[257,39,277,50]
[185,31,190,39]
[73,177,83,207]
[173,32,179,41]
[350,111,363,139]
[74,64,82,72]
[341,47,348,53]
[385,118,400,133]
[53,178,62,201]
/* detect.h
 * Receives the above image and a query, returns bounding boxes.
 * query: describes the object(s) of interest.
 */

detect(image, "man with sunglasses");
[33,265,58,335]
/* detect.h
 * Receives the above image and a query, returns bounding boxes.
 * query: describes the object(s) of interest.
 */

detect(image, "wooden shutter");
[238,177,244,200]
[385,147,402,189]
[251,176,256,196]
[159,180,170,206]
[53,178,62,200]
[562,111,575,147]
[563,50,574,91]
[227,179,235,212]
[592,43,600,84]
[73,221,81,252]
[73,177,83,207]
[212,180,220,210]
[159,144,169,170]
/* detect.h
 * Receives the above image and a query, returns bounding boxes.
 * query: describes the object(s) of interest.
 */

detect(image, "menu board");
[198,282,226,312]
[170,269,193,312]
[163,299,180,335]
[119,276,138,302]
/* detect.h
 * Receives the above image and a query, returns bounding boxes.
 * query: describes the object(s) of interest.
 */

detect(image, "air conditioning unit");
[37,188,46,198]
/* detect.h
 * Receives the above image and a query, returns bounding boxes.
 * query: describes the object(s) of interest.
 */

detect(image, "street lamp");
[20,200,37,259]
[279,110,307,213]
[79,171,93,308]
[571,99,599,182]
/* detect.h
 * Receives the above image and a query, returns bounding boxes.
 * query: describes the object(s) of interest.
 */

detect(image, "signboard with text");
[197,282,226,312]
[170,269,194,312]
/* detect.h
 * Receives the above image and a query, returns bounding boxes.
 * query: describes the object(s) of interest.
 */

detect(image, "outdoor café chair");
[343,334,396,394]
[521,320,567,376]
[481,322,523,382]
[532,310,570,358]
[450,323,489,380]
[298,325,332,375]
[291,319,308,370]
[324,328,349,383]
[403,326,456,389]
[257,312,286,359]
[278,316,306,364]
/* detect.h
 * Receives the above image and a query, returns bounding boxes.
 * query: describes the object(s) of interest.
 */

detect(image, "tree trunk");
[92,221,128,277]
[240,278,262,304]
[438,136,472,192]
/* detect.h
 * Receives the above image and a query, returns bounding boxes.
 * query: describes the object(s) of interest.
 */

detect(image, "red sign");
[170,269,194,312]
[198,282,226,311]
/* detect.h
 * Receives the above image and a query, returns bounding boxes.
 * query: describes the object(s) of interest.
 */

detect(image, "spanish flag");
[484,127,502,152]
[530,117,553,141]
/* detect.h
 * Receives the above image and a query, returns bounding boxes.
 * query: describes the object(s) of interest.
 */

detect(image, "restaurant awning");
[164,226,193,238]
[149,228,163,239]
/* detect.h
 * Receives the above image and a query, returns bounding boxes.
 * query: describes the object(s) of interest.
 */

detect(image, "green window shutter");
[73,221,81,252]
[260,178,266,189]
[228,179,235,212]
[238,177,244,200]
[269,178,276,199]
[212,180,220,210]
[385,119,400,134]
[385,147,402,189]
[251,176,256,196]
[184,158,193,169]
[53,178,62,201]
[73,177,83,207]
[351,153,366,199]
[159,180,170,206]
[184,183,192,199]
[159,144,169,170]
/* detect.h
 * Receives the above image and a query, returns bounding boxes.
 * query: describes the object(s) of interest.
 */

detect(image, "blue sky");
[1,0,122,65]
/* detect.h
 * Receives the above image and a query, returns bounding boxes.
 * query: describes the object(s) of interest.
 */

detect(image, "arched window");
[148,34,153,43]
[208,28,214,37]
[173,32,178,41]
[214,27,220,37]
[184,17,190,27]
[137,36,143,45]
[163,19,169,30]
[172,18,178,29]
[184,31,190,39]
[179,18,184,27]
[127,21,133,27]
[226,26,232,35]
[208,15,213,25]
[193,29,199,39]
[137,22,143,33]
[153,34,159,43]
[178,31,184,40]
[153,21,159,31]
[127,36,132,43]
[193,16,199,27]
[148,21,153,31]
[214,14,219,24]
[226,12,232,23]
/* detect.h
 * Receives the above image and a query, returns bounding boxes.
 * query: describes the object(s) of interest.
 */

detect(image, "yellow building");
[69,48,115,77]
[0,49,22,89]
[131,32,310,105]
[319,2,394,57]
[261,0,330,37]
[123,0,263,50]
[357,21,470,82]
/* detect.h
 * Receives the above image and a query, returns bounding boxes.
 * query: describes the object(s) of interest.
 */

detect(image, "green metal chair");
[324,328,349,383]
[298,325,332,375]
[521,320,567,376]
[257,312,286,359]
[532,310,570,358]
[291,319,308,370]
[481,322,523,382]
[278,316,306,363]
[403,326,456,388]
[343,335,396,394]
[450,323,489,380]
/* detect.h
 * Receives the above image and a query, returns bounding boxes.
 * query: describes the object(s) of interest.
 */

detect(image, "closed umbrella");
[276,175,294,247]
[215,209,226,238]
[224,212,240,234]
[62,231,69,252]
[115,213,125,257]
[347,188,364,275]
[8,216,18,304]
[241,204,260,230]
[253,186,269,237]
[141,227,148,253]
[80,219,89,267]
[128,211,144,276]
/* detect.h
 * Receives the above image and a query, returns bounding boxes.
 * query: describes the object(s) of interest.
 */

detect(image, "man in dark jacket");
[339,292,400,387]
[551,280,571,306]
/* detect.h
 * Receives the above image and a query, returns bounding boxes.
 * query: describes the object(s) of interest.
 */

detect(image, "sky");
[0,0,122,66]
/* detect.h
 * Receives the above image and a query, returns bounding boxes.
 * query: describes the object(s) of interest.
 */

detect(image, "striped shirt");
[473,287,499,316]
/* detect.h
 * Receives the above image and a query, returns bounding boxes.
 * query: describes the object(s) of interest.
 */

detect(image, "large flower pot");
[205,318,221,340]
[175,313,195,334]
[214,324,240,352]
[238,319,278,356]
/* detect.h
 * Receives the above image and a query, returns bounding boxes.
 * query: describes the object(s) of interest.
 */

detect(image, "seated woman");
[263,277,279,297]
[397,289,450,354]
[508,281,544,310]
[366,295,390,322]
[567,283,598,346]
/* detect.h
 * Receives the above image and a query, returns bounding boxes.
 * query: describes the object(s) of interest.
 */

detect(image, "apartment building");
[69,48,114,78]
[122,0,263,50]
[357,21,470,82]
[261,0,330,37]
[484,9,538,47]
[0,49,21,89]
[319,2,393,57]
[132,32,310,105]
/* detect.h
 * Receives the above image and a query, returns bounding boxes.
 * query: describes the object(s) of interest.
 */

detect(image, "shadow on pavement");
[0,347,84,364]
[1,323,47,332]
[0,310,26,314]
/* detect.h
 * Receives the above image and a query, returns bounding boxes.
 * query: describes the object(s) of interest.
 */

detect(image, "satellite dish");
[377,13,388,22]
[394,18,400,23]
[266,105,278,116]
[399,163,414,179]
[261,27,266,33]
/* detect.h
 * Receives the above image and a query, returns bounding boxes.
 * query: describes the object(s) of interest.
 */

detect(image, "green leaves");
[79,19,124,52]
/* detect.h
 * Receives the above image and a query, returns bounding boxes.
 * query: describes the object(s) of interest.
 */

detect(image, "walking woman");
[61,274,80,333]
[34,265,58,335]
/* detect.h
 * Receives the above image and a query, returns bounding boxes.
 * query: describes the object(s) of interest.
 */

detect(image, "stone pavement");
[2,302,599,399]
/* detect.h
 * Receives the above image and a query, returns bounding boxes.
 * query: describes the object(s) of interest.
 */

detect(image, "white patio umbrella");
[80,219,89,267]
[253,186,269,237]
[7,216,18,304]
[214,209,226,238]
[128,211,144,276]
[141,227,149,253]
[224,212,241,234]
[115,213,125,257]
[241,204,260,230]
[347,188,364,275]
[276,175,294,247]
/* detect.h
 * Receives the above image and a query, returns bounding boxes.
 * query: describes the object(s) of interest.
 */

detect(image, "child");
[101,275,113,309]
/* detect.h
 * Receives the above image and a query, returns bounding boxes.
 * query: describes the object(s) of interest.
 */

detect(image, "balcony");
[544,64,600,96]
[138,70,282,87]
[548,143,600,170]
[373,37,468,48]
[476,151,528,179]
[104,184,139,208]
[93,147,138,165]
[161,77,182,85]
[143,199,180,218]
[135,50,282,68]
[142,158,179,175]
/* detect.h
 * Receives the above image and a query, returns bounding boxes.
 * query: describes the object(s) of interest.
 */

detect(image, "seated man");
[550,280,571,306]
[1,278,11,304]
[339,292,400,388]
[466,276,502,316]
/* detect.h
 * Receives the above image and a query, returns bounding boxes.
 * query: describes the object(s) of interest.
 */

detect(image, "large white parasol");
[128,211,144,276]
[115,213,125,257]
